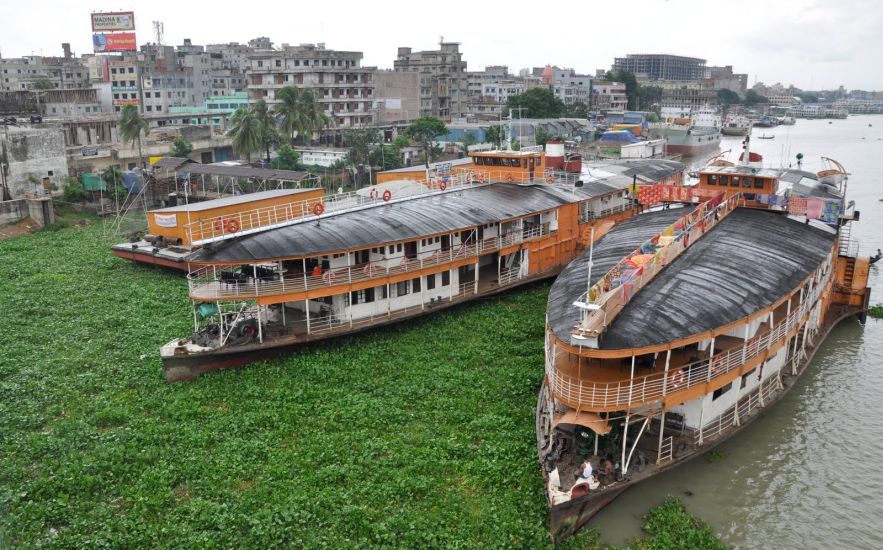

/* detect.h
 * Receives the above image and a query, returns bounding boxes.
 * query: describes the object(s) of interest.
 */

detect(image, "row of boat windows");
[706,175,766,189]
[472,156,542,168]
[711,366,758,401]
[349,272,451,304]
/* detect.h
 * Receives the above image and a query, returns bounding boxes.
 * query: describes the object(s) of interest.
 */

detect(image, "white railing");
[572,191,736,341]
[694,372,780,444]
[184,166,566,246]
[547,260,832,409]
[187,225,551,301]
[498,266,523,286]
[658,436,674,463]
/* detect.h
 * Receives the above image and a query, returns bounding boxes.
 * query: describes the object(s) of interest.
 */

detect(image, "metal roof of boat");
[549,208,836,349]
[149,189,317,213]
[181,164,312,181]
[547,208,689,343]
[379,157,474,174]
[153,156,194,169]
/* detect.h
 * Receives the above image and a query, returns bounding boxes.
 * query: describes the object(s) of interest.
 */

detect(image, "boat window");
[730,176,740,187]
[510,158,520,168]
[501,158,511,167]
[712,382,732,400]
[379,285,388,299]
[492,157,502,166]
[442,270,450,286]
[412,277,421,292]
[396,280,409,296]
[397,243,403,252]
[719,175,729,186]
[536,156,542,166]
[474,156,484,165]
[754,177,764,189]
[742,177,751,188]
[427,274,436,290]
[707,175,717,186]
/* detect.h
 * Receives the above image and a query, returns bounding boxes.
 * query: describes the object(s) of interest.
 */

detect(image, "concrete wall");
[4,124,69,197]
[0,199,28,224]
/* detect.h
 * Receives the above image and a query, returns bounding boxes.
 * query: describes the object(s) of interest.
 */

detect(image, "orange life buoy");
[382,189,392,202]
[313,202,325,216]
[670,369,685,389]
[322,270,336,285]
[439,180,447,191]
[506,173,514,183]
[545,175,555,184]
[369,187,378,200]
[466,171,474,184]
[225,218,240,233]
[363,263,377,277]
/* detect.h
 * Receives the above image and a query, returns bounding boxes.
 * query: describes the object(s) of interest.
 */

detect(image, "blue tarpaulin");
[600,130,639,144]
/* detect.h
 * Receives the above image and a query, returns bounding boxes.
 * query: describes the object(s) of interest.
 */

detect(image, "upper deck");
[548,208,837,352]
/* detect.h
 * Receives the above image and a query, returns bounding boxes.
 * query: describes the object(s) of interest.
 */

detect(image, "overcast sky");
[3,0,880,90]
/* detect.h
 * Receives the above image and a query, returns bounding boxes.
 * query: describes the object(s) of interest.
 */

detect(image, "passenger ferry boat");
[537,143,870,542]
[650,107,722,156]
[160,149,685,381]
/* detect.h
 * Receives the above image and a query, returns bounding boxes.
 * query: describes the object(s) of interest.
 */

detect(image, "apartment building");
[612,54,707,82]
[247,43,375,128]
[0,44,90,92]
[393,42,467,121]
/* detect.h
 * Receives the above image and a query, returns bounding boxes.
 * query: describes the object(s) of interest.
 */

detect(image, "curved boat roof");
[191,159,684,264]
[549,208,836,349]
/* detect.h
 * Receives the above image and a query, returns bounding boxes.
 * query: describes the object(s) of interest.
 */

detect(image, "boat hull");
[721,127,749,136]
[539,301,867,543]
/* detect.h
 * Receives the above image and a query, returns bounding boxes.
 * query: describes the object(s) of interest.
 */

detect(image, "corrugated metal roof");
[547,208,689,343]
[380,157,474,174]
[182,164,312,181]
[190,159,684,264]
[153,157,194,169]
[150,189,316,213]
[548,208,836,349]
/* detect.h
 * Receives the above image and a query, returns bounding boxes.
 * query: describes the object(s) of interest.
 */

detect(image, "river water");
[588,115,883,549]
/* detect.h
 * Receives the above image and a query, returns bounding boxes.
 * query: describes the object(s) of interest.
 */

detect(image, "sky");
[2,0,881,90]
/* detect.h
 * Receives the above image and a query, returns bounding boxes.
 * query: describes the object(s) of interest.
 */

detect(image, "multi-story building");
[393,42,467,121]
[109,56,141,113]
[247,43,375,128]
[612,54,707,82]
[139,41,213,114]
[466,65,518,120]
[372,70,419,124]
[707,65,748,97]
[656,79,717,110]
[0,44,91,91]
[590,81,628,111]
[206,42,254,73]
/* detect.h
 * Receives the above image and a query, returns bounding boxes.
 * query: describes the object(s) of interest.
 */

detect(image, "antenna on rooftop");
[153,21,165,46]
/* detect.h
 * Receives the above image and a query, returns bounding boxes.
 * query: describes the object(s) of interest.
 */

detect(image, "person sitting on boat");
[576,458,593,481]
[597,455,616,485]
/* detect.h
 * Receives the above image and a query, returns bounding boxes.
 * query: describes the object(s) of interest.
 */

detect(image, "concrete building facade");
[612,54,707,82]
[247,43,375,128]
[393,43,467,121]
[372,70,419,124]
[0,44,90,92]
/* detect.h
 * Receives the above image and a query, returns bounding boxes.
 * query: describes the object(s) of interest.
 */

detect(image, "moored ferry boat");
[537,146,870,542]
[160,150,685,381]
[721,114,751,136]
[650,106,722,156]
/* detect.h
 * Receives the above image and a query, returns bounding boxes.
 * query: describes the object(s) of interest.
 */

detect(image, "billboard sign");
[93,32,137,53]
[112,98,140,107]
[91,11,135,31]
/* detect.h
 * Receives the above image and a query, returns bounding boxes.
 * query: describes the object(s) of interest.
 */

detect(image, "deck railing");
[187,225,549,301]
[184,167,565,246]
[572,191,735,343]
[546,260,831,409]
[694,372,780,445]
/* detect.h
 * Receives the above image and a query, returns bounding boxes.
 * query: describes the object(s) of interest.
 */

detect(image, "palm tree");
[274,86,304,144]
[118,104,149,170]
[228,106,261,161]
[252,99,278,164]
[298,90,330,144]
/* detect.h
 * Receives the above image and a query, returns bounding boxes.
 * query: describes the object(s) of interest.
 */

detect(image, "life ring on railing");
[466,171,474,184]
[545,175,555,184]
[475,172,485,184]
[439,180,447,191]
[322,270,336,285]
[363,263,377,277]
[369,187,378,200]
[225,219,240,233]
[313,202,325,216]
[506,173,514,183]
[213,218,224,232]
[400,257,409,270]
[382,189,392,202]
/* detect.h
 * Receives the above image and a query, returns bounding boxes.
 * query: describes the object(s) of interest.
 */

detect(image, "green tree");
[100,166,126,203]
[637,85,663,111]
[505,87,564,118]
[270,144,300,170]
[118,104,149,169]
[534,127,553,147]
[274,86,304,144]
[744,89,769,106]
[252,99,279,163]
[562,100,588,118]
[405,117,448,171]
[485,125,501,146]
[297,90,330,144]
[33,79,54,90]
[717,88,741,105]
[62,176,86,203]
[343,128,380,186]
[169,136,193,158]
[228,106,261,160]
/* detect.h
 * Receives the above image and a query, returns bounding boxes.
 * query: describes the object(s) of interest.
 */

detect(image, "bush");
[62,177,87,203]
